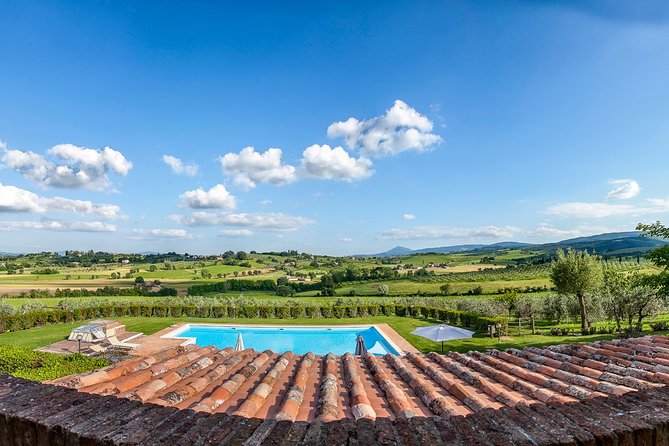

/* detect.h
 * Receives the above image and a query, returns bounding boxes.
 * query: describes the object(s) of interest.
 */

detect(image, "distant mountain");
[412,244,487,254]
[138,251,160,255]
[536,231,666,256]
[373,246,415,256]
[361,231,666,258]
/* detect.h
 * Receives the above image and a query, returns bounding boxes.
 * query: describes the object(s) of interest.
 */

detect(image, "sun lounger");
[107,335,139,349]
[88,344,107,353]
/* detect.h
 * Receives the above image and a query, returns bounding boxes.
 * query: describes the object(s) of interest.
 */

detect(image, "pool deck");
[153,321,419,355]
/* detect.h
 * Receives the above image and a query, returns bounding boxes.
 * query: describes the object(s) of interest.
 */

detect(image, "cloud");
[530,223,623,239]
[162,155,199,176]
[220,147,296,189]
[1,143,132,190]
[0,183,122,218]
[648,198,669,208]
[258,199,272,206]
[327,100,443,157]
[546,199,669,218]
[299,144,373,181]
[0,220,116,232]
[607,179,640,200]
[173,212,314,231]
[130,228,193,240]
[403,213,416,221]
[178,184,236,210]
[377,225,521,240]
[219,229,253,237]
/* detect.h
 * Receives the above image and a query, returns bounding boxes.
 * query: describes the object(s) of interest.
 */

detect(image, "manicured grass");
[0,315,638,355]
[0,322,85,349]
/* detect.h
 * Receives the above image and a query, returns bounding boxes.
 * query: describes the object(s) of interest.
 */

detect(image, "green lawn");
[0,315,632,354]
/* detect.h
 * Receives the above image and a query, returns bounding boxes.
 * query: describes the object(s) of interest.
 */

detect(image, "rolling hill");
[363,231,667,257]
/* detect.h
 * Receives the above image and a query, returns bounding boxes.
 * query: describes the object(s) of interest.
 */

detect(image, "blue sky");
[1,1,668,255]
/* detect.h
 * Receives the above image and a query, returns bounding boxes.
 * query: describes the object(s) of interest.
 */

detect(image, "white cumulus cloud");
[172,212,314,231]
[162,155,199,176]
[403,213,416,221]
[1,142,132,190]
[546,200,669,218]
[377,225,521,240]
[220,147,296,189]
[607,179,641,200]
[0,220,116,232]
[0,183,122,218]
[300,144,373,181]
[327,100,443,157]
[530,223,622,239]
[219,229,254,237]
[178,184,236,210]
[130,228,193,240]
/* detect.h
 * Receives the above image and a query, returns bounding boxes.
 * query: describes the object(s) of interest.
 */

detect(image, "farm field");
[323,278,552,296]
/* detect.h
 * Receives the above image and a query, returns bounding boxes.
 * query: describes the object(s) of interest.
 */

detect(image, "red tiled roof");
[51,335,669,424]
[2,336,669,445]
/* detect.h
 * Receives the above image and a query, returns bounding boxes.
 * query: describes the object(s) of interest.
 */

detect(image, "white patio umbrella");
[235,333,245,351]
[410,324,475,354]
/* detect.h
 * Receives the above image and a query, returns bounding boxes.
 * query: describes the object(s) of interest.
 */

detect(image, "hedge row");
[0,303,505,334]
[187,279,321,295]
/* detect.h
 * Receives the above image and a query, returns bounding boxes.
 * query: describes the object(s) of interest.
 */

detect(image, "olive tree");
[602,269,663,330]
[550,248,603,331]
[638,221,669,296]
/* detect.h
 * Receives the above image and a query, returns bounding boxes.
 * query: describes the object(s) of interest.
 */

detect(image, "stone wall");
[2,374,669,445]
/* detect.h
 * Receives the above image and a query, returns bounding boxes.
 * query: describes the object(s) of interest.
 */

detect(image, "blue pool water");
[168,325,400,356]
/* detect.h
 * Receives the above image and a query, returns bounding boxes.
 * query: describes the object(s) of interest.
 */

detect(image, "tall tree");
[550,248,603,331]
[638,221,669,295]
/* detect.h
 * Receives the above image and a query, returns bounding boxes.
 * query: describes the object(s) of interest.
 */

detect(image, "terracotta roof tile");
[314,353,339,422]
[342,352,376,420]
[46,334,669,430]
[363,354,417,419]
[275,352,316,421]
[9,372,669,444]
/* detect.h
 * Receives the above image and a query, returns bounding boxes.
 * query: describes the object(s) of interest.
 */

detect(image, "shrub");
[0,345,108,381]
[289,306,303,319]
[275,306,290,319]
[651,321,669,332]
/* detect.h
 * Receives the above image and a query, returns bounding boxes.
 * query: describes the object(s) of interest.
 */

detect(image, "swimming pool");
[163,324,402,356]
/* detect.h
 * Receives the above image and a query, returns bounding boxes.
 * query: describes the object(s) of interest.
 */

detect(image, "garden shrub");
[210,306,226,318]
[333,306,345,318]
[289,306,303,319]
[651,321,669,332]
[320,306,333,318]
[259,306,273,319]
[275,306,289,319]
[0,345,108,381]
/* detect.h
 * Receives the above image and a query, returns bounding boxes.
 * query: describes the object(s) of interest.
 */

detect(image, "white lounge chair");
[107,334,139,350]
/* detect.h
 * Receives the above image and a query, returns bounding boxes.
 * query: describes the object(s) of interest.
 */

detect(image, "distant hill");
[535,231,666,256]
[361,231,666,258]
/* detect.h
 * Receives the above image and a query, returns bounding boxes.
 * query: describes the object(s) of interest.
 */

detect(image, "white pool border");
[160,322,405,355]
